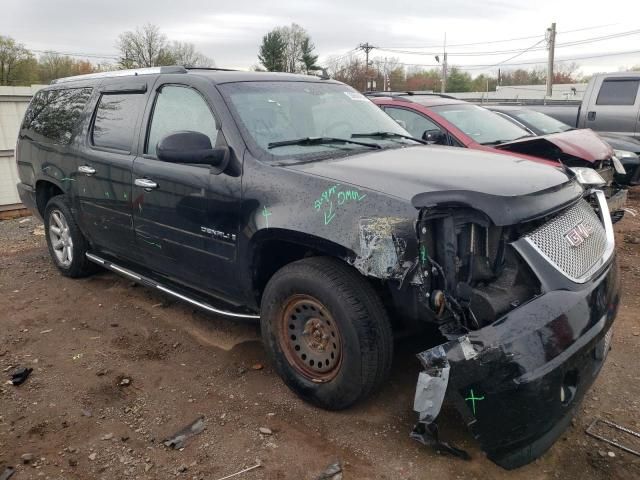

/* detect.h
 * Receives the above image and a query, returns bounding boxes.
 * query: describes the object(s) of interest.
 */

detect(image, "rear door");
[132,77,242,298]
[75,79,150,258]
[583,76,640,138]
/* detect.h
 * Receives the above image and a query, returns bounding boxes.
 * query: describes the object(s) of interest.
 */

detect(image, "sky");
[2,0,639,78]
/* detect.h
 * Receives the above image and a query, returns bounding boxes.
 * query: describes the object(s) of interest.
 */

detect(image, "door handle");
[134,178,158,191]
[78,165,96,176]
[587,111,596,121]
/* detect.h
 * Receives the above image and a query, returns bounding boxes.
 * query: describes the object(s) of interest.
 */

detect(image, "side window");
[385,107,440,138]
[596,79,640,106]
[21,87,92,145]
[146,85,218,157]
[92,93,145,151]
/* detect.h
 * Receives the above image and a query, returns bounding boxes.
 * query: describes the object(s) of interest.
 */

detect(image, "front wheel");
[44,195,97,278]
[260,257,393,410]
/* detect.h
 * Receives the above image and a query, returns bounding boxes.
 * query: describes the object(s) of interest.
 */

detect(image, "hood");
[597,132,640,154]
[495,128,614,164]
[288,146,582,224]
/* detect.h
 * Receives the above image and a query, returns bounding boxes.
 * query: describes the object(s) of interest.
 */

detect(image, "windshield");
[219,81,412,160]
[430,104,530,145]
[513,110,572,135]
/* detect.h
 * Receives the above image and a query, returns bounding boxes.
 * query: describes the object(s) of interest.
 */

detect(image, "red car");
[368,92,627,217]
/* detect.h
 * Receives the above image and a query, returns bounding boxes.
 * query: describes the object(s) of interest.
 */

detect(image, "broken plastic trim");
[411,339,475,460]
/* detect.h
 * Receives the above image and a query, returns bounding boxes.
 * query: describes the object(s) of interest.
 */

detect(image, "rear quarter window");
[92,93,146,151]
[596,79,640,106]
[21,87,92,145]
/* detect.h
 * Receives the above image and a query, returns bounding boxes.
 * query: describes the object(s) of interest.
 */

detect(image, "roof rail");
[183,66,238,72]
[51,66,187,85]
[364,91,459,100]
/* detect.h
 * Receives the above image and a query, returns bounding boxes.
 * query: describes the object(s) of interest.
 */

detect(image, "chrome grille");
[524,199,608,282]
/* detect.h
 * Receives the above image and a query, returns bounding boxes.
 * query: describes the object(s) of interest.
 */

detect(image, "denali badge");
[564,221,594,247]
[201,226,237,242]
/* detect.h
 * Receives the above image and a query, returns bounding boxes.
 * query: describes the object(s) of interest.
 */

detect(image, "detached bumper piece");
[412,260,620,469]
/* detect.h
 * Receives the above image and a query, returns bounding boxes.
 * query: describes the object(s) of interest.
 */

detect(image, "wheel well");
[35,181,63,217]
[252,236,352,303]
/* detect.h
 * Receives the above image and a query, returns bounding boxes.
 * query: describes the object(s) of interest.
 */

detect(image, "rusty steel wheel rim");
[279,295,342,382]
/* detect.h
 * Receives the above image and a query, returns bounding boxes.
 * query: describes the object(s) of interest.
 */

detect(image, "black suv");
[16,67,619,469]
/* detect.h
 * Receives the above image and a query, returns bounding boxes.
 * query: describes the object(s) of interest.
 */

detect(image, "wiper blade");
[268,136,381,150]
[352,131,428,144]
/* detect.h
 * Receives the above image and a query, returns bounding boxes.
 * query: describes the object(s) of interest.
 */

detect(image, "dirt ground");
[1,190,640,480]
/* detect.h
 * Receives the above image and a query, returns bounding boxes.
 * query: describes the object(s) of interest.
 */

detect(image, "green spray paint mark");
[262,205,272,228]
[105,192,110,198]
[324,201,336,225]
[420,245,427,264]
[314,185,366,226]
[60,177,75,182]
[139,237,161,249]
[465,389,485,415]
[123,192,128,200]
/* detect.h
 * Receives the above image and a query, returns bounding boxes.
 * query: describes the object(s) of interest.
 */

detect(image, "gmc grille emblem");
[564,221,594,247]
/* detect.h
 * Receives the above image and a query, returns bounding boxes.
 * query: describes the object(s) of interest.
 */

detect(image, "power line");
[30,49,119,60]
[376,29,640,57]
[378,23,617,49]
[392,49,640,69]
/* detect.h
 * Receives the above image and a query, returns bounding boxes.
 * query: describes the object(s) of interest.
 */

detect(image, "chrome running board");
[85,252,261,319]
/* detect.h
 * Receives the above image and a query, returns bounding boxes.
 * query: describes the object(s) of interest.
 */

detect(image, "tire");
[260,257,393,410]
[44,195,97,278]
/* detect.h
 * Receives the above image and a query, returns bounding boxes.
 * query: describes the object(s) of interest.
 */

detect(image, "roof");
[50,66,337,87]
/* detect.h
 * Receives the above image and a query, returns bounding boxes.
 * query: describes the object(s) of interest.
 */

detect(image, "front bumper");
[413,257,620,469]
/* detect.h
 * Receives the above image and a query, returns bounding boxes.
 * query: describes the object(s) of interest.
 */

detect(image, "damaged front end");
[407,187,620,469]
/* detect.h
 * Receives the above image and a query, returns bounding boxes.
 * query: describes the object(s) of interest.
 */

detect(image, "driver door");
[132,79,242,298]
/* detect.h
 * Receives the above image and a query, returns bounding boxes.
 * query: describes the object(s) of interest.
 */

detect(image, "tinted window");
[92,93,145,151]
[21,87,92,144]
[146,86,218,156]
[385,107,440,138]
[596,79,640,106]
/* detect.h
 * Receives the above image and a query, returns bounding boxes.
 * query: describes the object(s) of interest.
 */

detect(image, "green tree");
[0,35,36,85]
[258,30,287,72]
[388,67,406,91]
[445,67,472,92]
[299,37,319,74]
[259,24,318,74]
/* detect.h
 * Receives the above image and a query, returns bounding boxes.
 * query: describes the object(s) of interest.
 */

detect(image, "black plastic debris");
[411,421,470,460]
[316,461,342,480]
[0,466,15,480]
[163,416,205,449]
[10,367,33,386]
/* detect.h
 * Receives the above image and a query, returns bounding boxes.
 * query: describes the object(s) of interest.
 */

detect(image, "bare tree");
[116,24,174,68]
[169,41,215,67]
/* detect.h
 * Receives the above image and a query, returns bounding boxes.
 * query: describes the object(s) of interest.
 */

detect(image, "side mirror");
[422,129,446,145]
[157,131,230,174]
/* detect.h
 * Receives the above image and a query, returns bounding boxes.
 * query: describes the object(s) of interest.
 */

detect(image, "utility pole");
[358,42,375,91]
[441,33,447,93]
[546,22,556,98]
